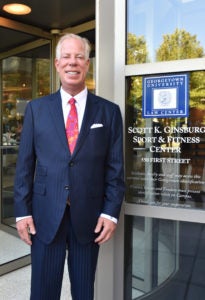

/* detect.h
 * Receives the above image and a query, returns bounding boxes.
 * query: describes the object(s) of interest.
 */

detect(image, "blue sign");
[142,74,189,118]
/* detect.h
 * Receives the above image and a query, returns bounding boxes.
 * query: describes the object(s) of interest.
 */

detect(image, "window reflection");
[1,44,50,266]
[125,71,205,210]
[126,0,205,64]
[124,216,177,299]
[125,216,205,300]
[2,48,50,148]
[3,57,31,147]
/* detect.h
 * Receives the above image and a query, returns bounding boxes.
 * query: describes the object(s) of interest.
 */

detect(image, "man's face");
[55,38,90,95]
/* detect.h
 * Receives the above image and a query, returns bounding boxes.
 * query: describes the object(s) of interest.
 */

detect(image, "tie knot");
[69,98,76,105]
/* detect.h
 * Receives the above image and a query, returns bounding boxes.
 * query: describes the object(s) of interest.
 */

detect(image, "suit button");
[69,162,74,167]
[64,186,69,190]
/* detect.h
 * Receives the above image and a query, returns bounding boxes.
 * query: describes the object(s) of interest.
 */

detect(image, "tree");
[127,33,149,64]
[126,33,148,126]
[156,28,205,115]
[156,28,204,61]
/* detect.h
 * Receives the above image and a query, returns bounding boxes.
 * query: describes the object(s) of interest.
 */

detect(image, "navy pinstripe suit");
[14,90,125,299]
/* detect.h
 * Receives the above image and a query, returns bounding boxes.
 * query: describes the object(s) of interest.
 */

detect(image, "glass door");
[0,38,51,275]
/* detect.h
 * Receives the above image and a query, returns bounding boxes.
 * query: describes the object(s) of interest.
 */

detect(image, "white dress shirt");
[61,86,87,132]
[16,87,117,224]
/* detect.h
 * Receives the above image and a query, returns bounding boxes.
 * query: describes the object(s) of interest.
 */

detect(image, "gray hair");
[55,33,91,60]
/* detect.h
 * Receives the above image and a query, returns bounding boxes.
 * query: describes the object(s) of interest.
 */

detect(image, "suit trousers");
[30,206,99,300]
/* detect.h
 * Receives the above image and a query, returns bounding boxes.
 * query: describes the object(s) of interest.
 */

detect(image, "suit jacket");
[14,90,125,244]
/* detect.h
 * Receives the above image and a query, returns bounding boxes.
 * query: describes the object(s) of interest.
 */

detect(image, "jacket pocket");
[35,164,47,176]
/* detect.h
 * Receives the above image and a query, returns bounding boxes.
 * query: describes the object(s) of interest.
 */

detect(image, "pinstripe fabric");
[30,207,99,300]
[14,90,124,299]
[68,217,99,299]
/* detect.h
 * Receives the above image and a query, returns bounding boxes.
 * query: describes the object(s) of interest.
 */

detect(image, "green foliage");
[190,71,205,109]
[155,28,205,112]
[126,29,205,121]
[156,28,204,61]
[127,33,149,64]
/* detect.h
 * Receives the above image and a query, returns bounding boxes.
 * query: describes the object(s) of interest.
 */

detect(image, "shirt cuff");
[100,213,118,224]
[16,215,32,222]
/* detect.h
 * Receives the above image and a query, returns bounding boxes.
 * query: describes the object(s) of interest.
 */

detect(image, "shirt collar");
[60,87,88,106]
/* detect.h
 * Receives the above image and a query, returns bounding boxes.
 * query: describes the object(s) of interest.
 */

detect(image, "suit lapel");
[72,92,99,156]
[47,91,69,153]
[47,91,99,156]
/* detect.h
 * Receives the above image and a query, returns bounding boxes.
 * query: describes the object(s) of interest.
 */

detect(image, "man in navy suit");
[14,33,125,300]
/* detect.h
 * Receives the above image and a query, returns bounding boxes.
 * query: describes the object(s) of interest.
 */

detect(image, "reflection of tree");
[126,76,145,128]
[190,71,205,113]
[2,56,50,143]
[126,33,148,127]
[156,28,205,124]
[156,29,204,61]
[127,33,149,64]
[36,59,50,96]
[127,29,205,126]
[126,29,205,207]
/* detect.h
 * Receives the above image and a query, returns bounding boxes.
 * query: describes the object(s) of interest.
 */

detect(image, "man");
[14,33,124,300]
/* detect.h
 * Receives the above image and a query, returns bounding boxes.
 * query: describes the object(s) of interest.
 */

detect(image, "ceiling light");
[3,3,31,15]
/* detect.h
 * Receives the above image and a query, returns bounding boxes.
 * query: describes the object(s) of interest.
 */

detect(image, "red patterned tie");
[66,98,79,154]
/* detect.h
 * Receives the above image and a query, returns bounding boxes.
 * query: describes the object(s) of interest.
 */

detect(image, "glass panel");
[1,44,51,265]
[86,57,96,93]
[124,216,205,300]
[125,71,205,210]
[126,0,205,64]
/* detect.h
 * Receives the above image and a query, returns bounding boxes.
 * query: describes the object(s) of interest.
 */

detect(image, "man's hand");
[94,216,117,245]
[16,217,36,246]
